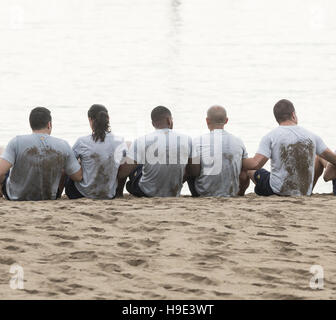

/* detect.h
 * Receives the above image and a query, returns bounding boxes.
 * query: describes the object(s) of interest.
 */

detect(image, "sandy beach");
[0,194,335,300]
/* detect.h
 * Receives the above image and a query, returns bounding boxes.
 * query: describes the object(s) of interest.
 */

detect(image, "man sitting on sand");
[243,99,336,196]
[118,106,192,197]
[0,107,82,201]
[187,105,250,197]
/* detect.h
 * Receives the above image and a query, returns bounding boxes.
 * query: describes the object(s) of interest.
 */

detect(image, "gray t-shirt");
[1,134,80,201]
[128,129,192,197]
[193,129,248,197]
[257,125,328,196]
[73,133,127,199]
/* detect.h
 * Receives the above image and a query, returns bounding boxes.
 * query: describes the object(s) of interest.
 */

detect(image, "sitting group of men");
[1,99,336,201]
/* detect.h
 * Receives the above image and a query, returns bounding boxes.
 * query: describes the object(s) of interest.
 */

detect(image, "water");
[1,0,336,193]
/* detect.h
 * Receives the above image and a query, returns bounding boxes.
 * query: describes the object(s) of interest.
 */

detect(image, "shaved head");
[207,105,227,125]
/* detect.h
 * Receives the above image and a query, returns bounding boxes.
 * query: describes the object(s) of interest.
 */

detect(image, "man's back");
[193,129,248,197]
[128,129,192,197]
[258,125,327,196]
[1,133,80,201]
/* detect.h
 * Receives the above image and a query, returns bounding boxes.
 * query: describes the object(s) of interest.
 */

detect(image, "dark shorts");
[65,177,85,199]
[187,177,200,197]
[254,169,276,197]
[1,172,10,200]
[333,180,336,195]
[126,165,147,197]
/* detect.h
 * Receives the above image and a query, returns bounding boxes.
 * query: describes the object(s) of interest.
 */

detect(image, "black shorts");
[126,165,147,197]
[254,169,276,197]
[187,177,200,197]
[65,177,85,199]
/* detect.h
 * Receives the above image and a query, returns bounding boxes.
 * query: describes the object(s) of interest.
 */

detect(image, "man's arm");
[320,148,336,166]
[118,157,138,180]
[185,157,201,180]
[323,163,336,182]
[242,154,269,171]
[320,148,336,181]
[69,167,83,182]
[0,159,12,197]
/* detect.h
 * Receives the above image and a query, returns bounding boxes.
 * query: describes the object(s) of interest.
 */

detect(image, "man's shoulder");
[224,131,245,145]
[48,136,71,149]
[12,134,32,141]
[172,131,191,141]
[295,125,318,137]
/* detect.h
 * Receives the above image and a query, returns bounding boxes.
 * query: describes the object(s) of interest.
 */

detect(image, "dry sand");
[0,194,336,300]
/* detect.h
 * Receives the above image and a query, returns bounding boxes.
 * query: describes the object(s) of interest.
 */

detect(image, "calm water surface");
[1,0,336,193]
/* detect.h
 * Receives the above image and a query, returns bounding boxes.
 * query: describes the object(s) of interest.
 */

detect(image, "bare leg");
[313,156,327,189]
[115,141,132,198]
[247,170,257,185]
[116,177,127,198]
[238,170,250,196]
[58,170,66,198]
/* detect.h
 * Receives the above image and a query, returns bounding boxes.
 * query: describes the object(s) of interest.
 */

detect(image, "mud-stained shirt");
[257,125,328,196]
[193,129,248,197]
[127,129,192,197]
[1,134,80,201]
[72,133,127,199]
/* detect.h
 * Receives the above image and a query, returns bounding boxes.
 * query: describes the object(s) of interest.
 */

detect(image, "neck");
[33,129,50,135]
[279,120,297,126]
[155,125,170,130]
[209,125,224,131]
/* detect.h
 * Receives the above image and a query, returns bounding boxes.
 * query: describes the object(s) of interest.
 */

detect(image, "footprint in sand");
[3,246,25,253]
[98,263,122,273]
[54,241,75,248]
[91,227,105,233]
[50,234,80,241]
[126,259,147,267]
[0,257,16,265]
[69,251,98,261]
[168,273,216,286]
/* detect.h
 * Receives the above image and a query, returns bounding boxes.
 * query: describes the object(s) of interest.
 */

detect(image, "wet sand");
[0,194,336,300]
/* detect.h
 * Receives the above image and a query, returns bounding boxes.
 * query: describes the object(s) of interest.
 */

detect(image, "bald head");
[206,105,228,129]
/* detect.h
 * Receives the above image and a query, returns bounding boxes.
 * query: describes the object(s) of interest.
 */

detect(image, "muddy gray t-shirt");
[257,125,328,196]
[193,129,248,197]
[128,129,192,197]
[1,134,80,201]
[72,133,127,199]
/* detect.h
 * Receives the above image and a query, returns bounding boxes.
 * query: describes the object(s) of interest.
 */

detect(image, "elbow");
[73,170,83,182]
[255,163,263,171]
[323,173,331,182]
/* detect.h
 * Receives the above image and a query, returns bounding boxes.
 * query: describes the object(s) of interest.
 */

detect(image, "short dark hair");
[29,107,52,130]
[273,99,295,124]
[151,106,172,123]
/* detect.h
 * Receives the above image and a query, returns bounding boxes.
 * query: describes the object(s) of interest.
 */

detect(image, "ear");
[168,116,173,129]
[48,121,52,129]
[225,117,229,125]
[206,117,210,126]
